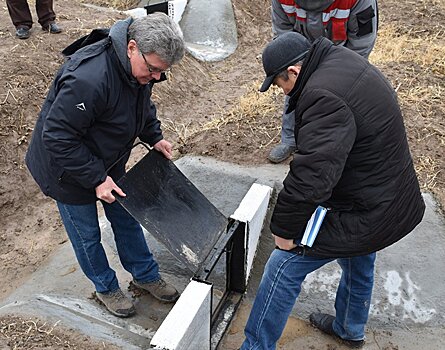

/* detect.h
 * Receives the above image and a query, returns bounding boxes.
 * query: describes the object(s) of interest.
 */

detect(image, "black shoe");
[309,313,365,349]
[16,27,30,39]
[42,22,62,34]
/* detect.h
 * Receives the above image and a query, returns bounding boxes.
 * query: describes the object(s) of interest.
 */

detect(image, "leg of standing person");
[102,201,179,303]
[36,0,61,33]
[241,249,335,349]
[57,201,135,317]
[333,253,376,340]
[57,201,120,293]
[310,253,376,348]
[268,95,296,163]
[6,0,32,39]
[102,200,160,283]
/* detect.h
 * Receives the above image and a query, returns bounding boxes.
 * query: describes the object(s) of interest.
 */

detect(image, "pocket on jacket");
[356,5,375,37]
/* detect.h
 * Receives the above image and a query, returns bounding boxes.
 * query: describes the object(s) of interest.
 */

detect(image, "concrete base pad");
[1,156,444,349]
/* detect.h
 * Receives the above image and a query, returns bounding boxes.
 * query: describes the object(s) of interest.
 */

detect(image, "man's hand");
[153,139,173,160]
[95,176,126,203]
[273,234,297,250]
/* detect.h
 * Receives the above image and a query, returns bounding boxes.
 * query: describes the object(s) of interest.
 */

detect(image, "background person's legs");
[268,95,296,163]
[35,0,56,28]
[6,0,33,28]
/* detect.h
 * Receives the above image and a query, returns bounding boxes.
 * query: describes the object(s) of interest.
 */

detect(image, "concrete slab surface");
[1,155,444,350]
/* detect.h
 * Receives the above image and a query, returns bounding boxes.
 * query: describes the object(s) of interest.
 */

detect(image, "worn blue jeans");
[241,249,376,350]
[281,95,296,147]
[57,200,160,293]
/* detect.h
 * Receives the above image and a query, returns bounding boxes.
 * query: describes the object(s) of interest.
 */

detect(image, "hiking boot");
[268,144,296,163]
[42,22,62,34]
[132,278,180,303]
[309,313,365,349]
[95,288,136,318]
[16,27,30,39]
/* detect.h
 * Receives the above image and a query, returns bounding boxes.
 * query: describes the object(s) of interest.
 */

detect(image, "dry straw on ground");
[163,81,281,147]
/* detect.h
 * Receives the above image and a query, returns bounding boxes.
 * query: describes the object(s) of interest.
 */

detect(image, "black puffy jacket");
[26,19,164,204]
[270,37,425,257]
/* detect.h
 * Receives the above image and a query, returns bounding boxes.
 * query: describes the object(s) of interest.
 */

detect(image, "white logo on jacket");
[75,103,86,111]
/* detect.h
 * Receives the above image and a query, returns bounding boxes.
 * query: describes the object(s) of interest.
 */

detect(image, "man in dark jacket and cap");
[269,0,378,163]
[25,13,185,318]
[240,32,425,349]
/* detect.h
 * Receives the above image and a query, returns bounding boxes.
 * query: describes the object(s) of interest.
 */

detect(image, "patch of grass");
[415,155,442,190]
[163,80,281,146]
[371,24,445,75]
[78,0,139,11]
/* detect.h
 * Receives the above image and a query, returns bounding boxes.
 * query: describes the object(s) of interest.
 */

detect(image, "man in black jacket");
[240,32,425,349]
[25,13,185,318]
[268,0,378,163]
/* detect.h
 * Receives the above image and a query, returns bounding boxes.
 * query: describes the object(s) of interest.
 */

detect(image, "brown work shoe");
[132,278,180,303]
[95,288,136,318]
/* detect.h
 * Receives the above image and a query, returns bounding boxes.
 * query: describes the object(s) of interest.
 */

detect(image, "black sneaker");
[16,27,30,39]
[42,22,62,34]
[309,313,365,349]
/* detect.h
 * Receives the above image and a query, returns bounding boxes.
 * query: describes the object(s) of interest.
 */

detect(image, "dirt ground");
[0,0,444,348]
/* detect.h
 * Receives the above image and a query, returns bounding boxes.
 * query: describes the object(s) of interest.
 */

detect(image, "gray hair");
[128,13,185,66]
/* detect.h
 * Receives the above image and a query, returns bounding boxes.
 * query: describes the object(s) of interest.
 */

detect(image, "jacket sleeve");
[346,0,378,58]
[139,96,164,146]
[42,70,107,189]
[270,89,356,239]
[271,0,295,35]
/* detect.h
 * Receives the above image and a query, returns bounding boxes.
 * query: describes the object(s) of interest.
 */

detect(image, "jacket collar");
[286,37,334,113]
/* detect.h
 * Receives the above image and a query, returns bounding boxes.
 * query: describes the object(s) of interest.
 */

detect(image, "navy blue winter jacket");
[26,18,164,204]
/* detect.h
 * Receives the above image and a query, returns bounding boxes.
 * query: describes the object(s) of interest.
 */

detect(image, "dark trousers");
[6,0,56,29]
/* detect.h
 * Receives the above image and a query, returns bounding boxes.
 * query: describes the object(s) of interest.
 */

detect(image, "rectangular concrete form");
[150,280,212,349]
[231,183,272,283]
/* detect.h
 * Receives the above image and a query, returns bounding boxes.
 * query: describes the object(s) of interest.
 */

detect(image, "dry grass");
[0,316,119,349]
[78,0,138,11]
[0,316,75,349]
[163,80,281,147]
[371,24,445,75]
[415,155,442,189]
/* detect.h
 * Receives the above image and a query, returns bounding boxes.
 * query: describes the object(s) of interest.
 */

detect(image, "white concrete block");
[231,183,272,283]
[150,280,212,350]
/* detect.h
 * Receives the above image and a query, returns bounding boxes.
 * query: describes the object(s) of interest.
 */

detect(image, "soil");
[0,0,443,348]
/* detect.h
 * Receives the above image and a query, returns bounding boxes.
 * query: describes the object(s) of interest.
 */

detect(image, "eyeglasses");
[139,48,169,74]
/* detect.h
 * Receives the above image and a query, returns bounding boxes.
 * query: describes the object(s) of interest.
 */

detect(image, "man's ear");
[127,39,137,58]
[287,65,301,76]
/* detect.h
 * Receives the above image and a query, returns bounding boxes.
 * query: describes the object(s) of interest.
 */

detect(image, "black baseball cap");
[259,32,311,92]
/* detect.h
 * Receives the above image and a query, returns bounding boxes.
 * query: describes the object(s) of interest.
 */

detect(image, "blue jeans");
[57,200,160,293]
[241,249,376,350]
[281,95,296,147]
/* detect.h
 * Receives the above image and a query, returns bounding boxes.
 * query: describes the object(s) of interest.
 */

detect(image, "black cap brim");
[259,75,275,92]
